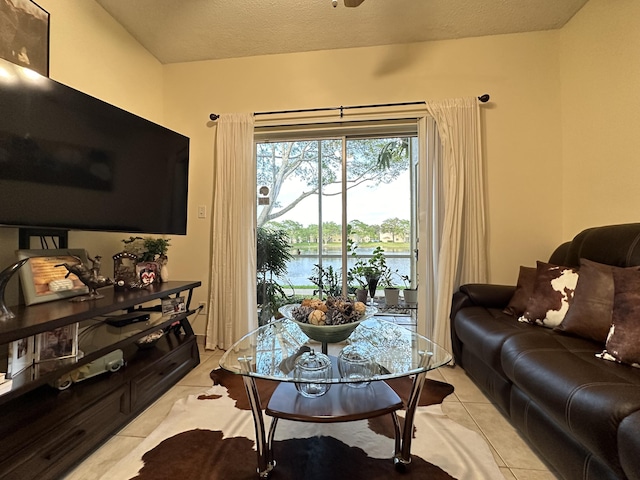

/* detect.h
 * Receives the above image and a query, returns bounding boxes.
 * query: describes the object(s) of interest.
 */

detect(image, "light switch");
[198,205,206,218]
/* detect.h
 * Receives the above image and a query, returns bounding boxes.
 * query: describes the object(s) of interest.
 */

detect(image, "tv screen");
[0,58,189,235]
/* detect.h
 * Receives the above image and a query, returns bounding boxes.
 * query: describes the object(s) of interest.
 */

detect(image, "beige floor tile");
[439,365,492,404]
[441,402,506,467]
[61,435,143,480]
[500,467,517,479]
[509,468,559,480]
[464,403,549,471]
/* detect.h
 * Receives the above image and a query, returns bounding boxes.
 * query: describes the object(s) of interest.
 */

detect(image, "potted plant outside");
[257,227,293,325]
[308,264,342,299]
[348,246,393,304]
[400,274,418,305]
[347,260,369,303]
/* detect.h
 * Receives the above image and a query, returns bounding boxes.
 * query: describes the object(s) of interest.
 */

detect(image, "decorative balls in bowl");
[279,297,377,344]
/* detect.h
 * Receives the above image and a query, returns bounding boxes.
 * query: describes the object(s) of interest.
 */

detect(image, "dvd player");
[104,312,151,327]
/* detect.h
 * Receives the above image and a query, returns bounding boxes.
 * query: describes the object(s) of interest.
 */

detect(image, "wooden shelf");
[0,281,201,344]
[0,281,201,480]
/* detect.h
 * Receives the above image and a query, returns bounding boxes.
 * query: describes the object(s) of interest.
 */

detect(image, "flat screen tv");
[0,58,189,235]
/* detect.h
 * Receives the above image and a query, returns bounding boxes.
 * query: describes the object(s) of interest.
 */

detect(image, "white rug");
[102,375,502,480]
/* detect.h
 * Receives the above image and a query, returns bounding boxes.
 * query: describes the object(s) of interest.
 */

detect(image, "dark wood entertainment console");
[0,280,201,480]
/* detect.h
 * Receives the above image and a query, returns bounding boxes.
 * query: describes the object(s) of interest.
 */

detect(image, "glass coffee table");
[219,318,452,478]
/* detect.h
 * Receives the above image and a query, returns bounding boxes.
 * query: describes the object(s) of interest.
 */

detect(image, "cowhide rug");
[101,369,503,480]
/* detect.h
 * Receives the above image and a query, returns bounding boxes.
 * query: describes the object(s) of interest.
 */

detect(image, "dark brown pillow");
[555,259,621,343]
[519,261,579,328]
[597,268,640,368]
[503,266,536,316]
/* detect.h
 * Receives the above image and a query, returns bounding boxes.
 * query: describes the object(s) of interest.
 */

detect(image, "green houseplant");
[122,236,170,262]
[400,273,418,304]
[257,226,293,325]
[348,245,392,302]
[309,264,342,299]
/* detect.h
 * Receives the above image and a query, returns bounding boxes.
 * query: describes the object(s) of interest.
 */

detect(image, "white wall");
[559,0,640,237]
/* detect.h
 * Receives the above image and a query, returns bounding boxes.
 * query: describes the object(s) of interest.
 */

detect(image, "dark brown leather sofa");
[450,223,640,480]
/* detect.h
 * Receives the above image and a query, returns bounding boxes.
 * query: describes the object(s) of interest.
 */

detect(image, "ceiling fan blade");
[344,0,365,7]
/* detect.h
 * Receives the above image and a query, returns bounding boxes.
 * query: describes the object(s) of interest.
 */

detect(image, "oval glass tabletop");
[219,317,452,384]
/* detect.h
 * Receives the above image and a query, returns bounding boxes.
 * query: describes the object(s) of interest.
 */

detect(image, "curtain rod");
[209,94,490,121]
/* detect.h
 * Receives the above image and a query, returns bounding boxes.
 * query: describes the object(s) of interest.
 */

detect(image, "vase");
[366,276,379,304]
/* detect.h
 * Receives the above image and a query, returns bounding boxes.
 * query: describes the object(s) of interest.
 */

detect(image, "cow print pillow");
[518,261,579,328]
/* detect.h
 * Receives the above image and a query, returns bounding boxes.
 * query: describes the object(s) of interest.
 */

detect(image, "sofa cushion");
[453,306,535,379]
[503,266,536,316]
[501,331,640,476]
[618,411,640,480]
[555,258,619,343]
[597,267,640,368]
[518,261,579,328]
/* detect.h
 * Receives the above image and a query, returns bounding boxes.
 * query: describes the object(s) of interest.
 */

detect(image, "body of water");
[277,254,411,288]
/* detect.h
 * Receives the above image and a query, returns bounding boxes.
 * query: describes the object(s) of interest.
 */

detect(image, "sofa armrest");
[450,284,515,320]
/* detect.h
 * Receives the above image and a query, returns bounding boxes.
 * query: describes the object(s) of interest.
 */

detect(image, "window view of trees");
[256,136,415,312]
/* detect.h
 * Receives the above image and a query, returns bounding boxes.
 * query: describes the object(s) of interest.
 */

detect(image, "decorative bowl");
[279,303,377,344]
[135,329,164,349]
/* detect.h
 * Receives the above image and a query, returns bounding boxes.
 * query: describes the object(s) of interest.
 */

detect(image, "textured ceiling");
[95,0,589,64]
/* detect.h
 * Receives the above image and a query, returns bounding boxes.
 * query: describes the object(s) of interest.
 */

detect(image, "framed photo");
[136,261,160,286]
[16,249,90,305]
[0,0,50,77]
[35,323,78,363]
[7,336,35,379]
[162,296,186,315]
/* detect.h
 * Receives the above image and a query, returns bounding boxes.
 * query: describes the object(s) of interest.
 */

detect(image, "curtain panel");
[424,98,488,354]
[206,113,257,350]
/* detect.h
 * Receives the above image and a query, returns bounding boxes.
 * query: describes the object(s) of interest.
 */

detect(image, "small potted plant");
[400,274,418,305]
[347,260,369,303]
[348,245,391,303]
[309,264,342,299]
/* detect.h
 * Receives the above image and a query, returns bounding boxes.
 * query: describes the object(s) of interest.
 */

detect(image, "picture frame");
[7,335,35,379]
[161,296,186,316]
[35,323,79,363]
[0,0,50,77]
[136,261,160,286]
[16,249,90,305]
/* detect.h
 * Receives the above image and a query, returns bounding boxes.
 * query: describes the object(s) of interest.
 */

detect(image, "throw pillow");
[596,268,640,368]
[518,261,579,328]
[503,266,536,316]
[555,259,626,343]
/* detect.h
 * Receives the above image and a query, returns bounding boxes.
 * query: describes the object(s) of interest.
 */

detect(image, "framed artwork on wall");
[0,0,50,76]
[16,249,90,305]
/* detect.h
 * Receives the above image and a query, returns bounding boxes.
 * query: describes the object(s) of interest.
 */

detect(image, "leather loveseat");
[450,223,640,480]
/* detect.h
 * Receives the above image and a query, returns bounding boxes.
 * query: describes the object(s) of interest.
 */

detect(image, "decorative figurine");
[56,253,113,301]
[0,258,29,321]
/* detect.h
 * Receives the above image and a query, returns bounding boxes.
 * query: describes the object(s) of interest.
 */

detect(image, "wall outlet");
[198,301,207,315]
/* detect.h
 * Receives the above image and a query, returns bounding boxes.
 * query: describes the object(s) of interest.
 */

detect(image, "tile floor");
[63,330,559,480]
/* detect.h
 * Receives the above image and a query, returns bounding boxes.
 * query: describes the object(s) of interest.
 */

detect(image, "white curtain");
[422,98,487,354]
[205,113,257,350]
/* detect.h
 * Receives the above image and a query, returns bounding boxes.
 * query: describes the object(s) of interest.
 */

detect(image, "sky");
[260,170,410,227]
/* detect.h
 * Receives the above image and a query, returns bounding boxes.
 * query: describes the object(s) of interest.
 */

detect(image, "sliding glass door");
[256,132,417,317]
